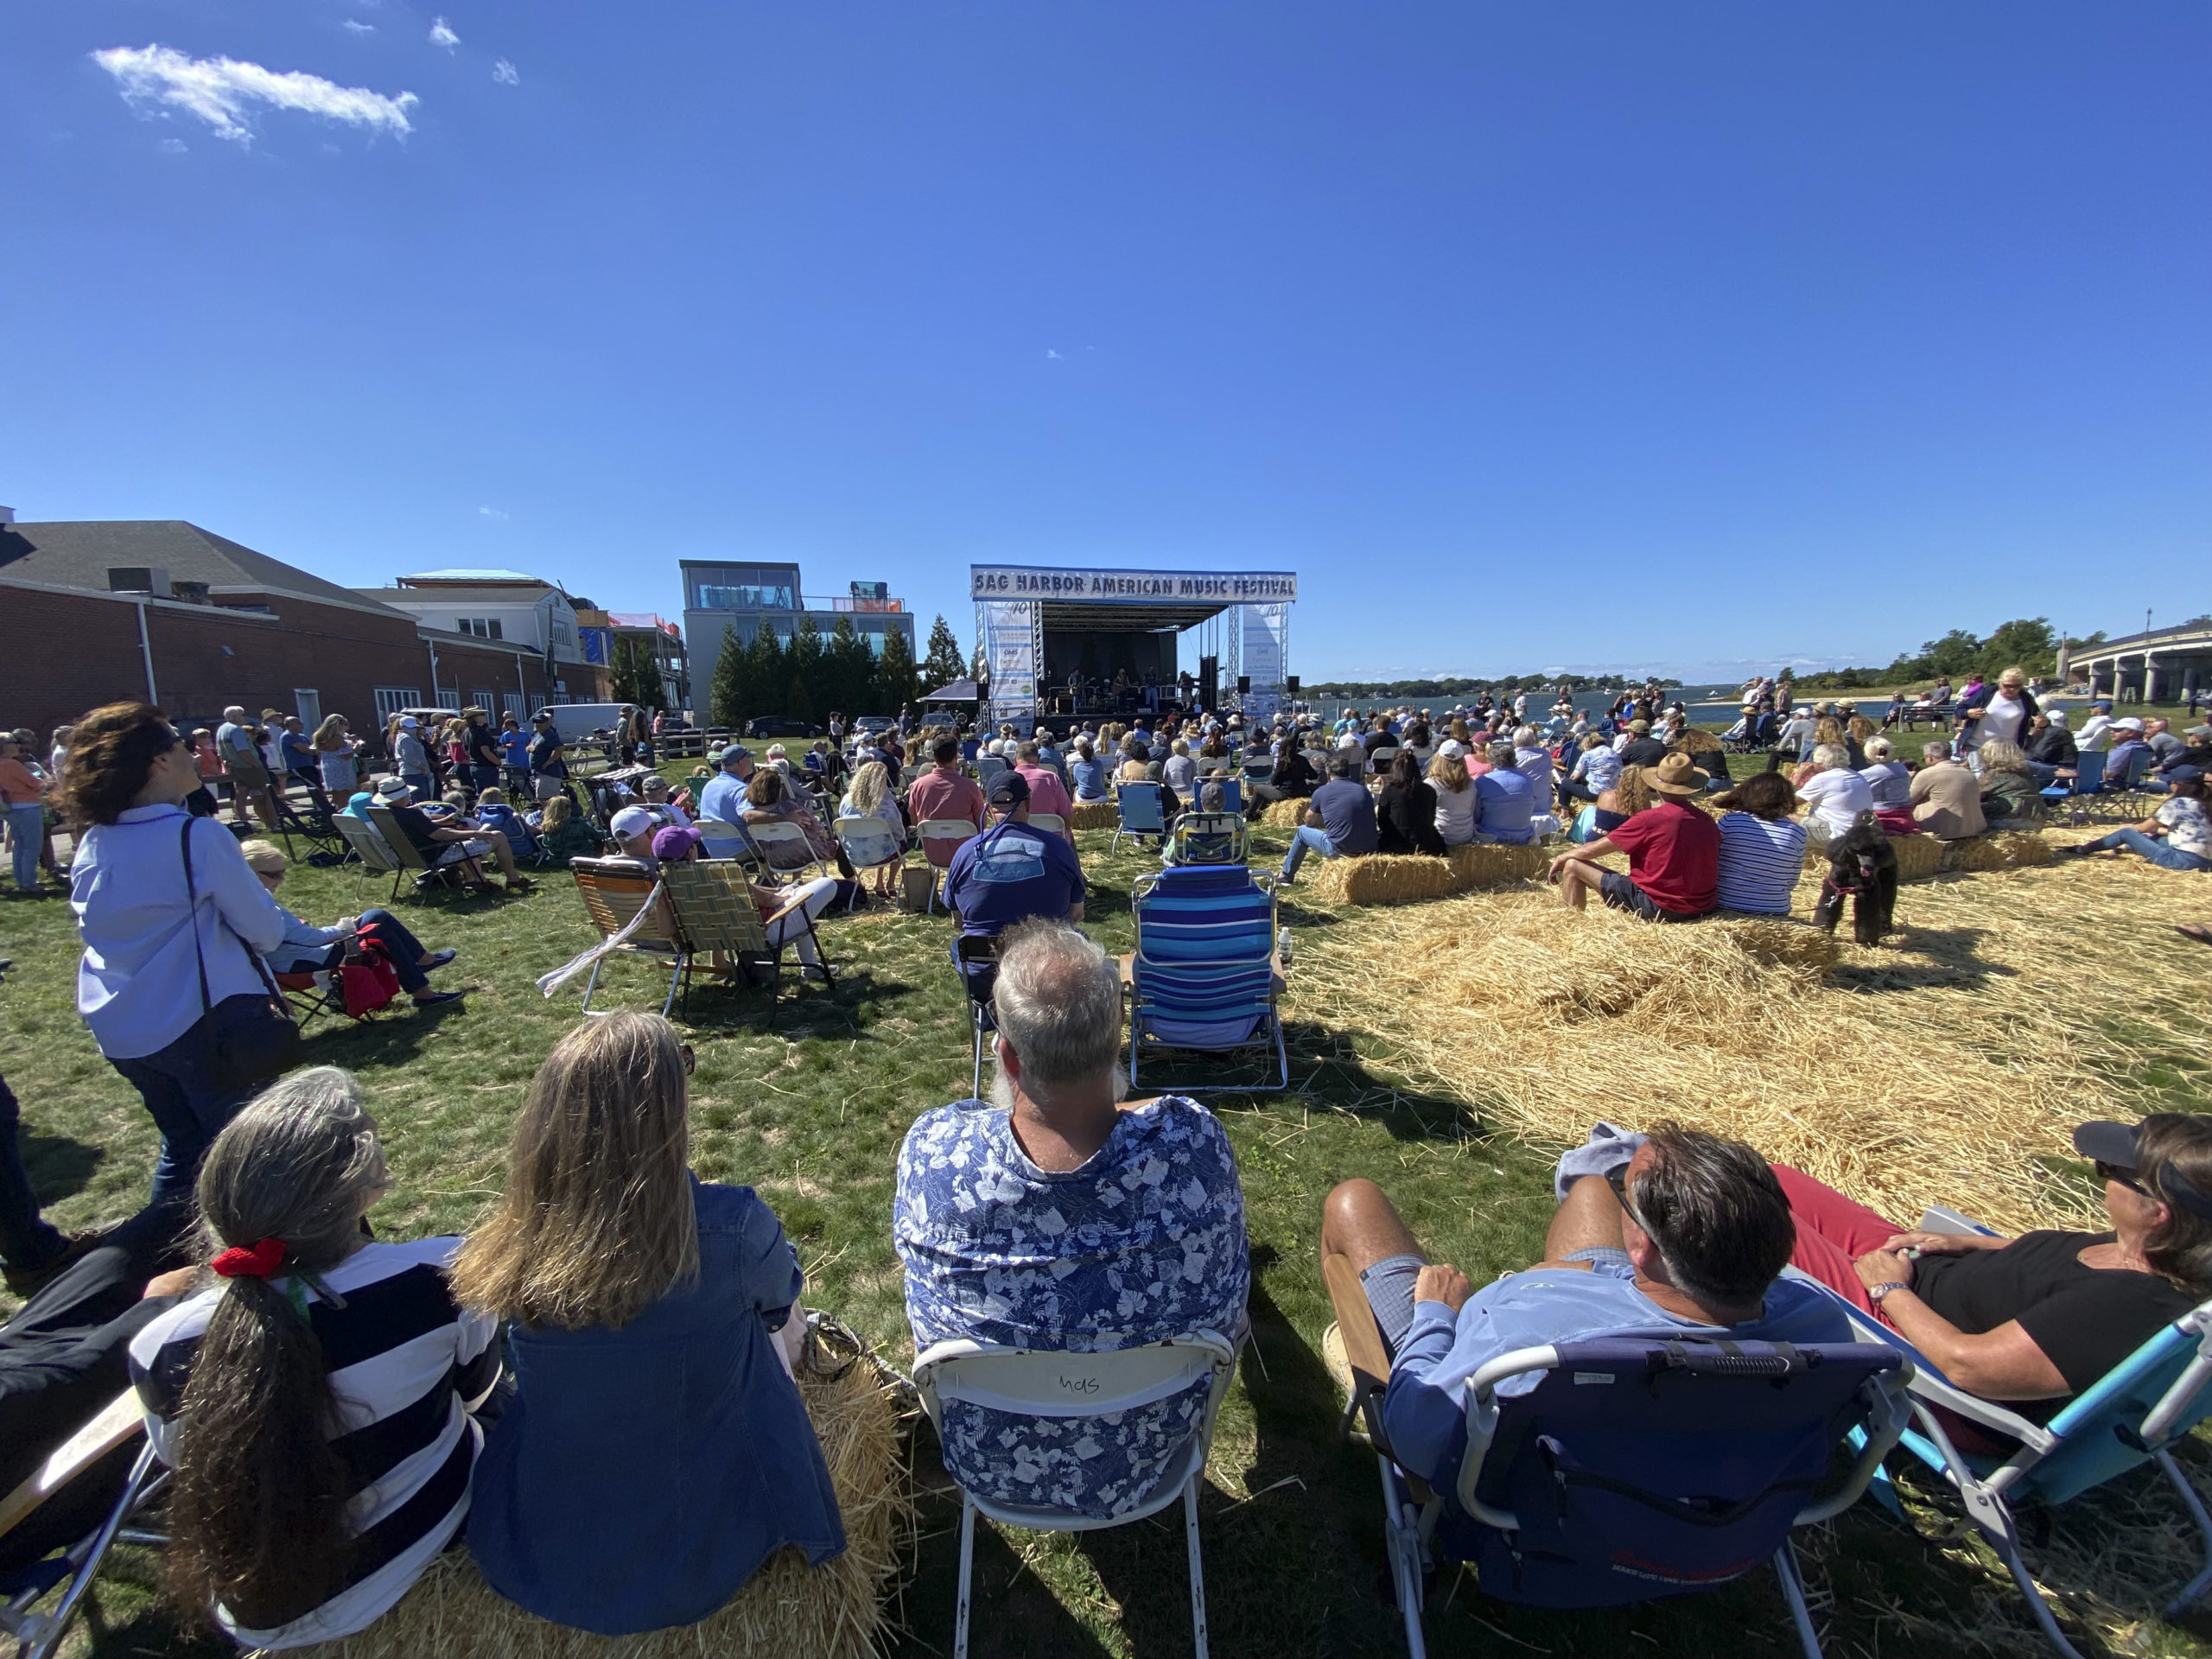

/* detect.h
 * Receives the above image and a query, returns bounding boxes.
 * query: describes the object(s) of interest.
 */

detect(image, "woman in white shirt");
[1428,748,1479,846]
[1964,666,2036,752]
[61,702,293,1217]
[1792,743,1876,844]
[1858,735,1913,807]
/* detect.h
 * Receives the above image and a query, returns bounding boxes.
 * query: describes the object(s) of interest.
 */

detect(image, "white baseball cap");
[609,805,656,838]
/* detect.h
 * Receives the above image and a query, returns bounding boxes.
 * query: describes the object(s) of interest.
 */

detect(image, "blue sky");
[3,3,2206,684]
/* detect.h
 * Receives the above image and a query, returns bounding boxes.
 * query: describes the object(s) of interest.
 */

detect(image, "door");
[294,689,321,729]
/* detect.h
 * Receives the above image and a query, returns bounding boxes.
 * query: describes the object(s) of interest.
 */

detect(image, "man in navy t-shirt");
[944,772,1086,988]
[1279,752,1379,882]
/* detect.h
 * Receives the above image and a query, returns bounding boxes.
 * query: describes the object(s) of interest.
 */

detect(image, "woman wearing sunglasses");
[1778,1115,2212,1423]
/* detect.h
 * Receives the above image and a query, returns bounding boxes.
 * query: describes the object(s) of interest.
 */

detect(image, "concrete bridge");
[2063,621,2212,703]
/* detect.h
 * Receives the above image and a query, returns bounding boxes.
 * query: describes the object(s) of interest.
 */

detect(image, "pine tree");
[826,617,874,718]
[708,625,749,729]
[922,613,967,689]
[744,620,787,724]
[608,637,669,712]
[874,624,919,711]
[785,617,825,724]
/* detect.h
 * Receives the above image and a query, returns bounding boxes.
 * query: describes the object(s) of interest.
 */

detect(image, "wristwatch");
[1866,1281,1910,1305]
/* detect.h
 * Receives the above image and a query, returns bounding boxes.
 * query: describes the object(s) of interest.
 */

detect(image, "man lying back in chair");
[1322,1123,1849,1490]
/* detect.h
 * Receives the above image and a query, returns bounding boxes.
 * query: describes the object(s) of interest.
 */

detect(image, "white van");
[535,702,637,741]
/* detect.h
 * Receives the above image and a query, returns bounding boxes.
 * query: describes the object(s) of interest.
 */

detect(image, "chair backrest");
[334,813,402,873]
[1367,745,1398,773]
[569,857,677,945]
[2024,1301,2212,1506]
[2121,744,2155,786]
[976,755,1008,789]
[365,805,435,873]
[913,1333,1236,1524]
[1242,754,1275,780]
[2070,749,2107,794]
[693,818,755,863]
[660,858,772,957]
[1115,781,1166,833]
[1166,812,1248,867]
[1131,866,1276,1041]
[919,817,980,870]
[1444,1336,1910,1610]
[746,817,819,871]
[1026,811,1066,836]
[835,814,905,871]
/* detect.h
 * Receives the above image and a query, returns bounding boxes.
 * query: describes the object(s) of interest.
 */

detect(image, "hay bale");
[1068,801,1119,831]
[1446,842,1549,891]
[1308,854,1458,906]
[1891,833,1945,881]
[289,1358,908,1659]
[1948,830,2053,872]
[1708,914,1840,975]
[1260,797,1309,829]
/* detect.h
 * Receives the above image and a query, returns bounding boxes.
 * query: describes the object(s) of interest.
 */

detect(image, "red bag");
[339,934,403,1018]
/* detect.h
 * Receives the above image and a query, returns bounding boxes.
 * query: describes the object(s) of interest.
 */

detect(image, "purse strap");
[180,815,288,1011]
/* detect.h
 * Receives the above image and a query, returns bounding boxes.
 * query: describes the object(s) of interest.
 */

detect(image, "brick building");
[0,519,569,749]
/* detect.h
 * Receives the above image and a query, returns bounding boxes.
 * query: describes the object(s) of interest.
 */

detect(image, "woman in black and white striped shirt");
[128,1069,500,1650]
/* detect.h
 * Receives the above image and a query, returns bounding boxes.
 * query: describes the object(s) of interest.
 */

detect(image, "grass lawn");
[6,789,2212,1657]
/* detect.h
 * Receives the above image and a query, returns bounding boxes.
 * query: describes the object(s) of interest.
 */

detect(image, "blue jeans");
[5,803,43,891]
[1279,824,1344,879]
[402,772,434,799]
[2082,829,2212,872]
[106,1008,266,1213]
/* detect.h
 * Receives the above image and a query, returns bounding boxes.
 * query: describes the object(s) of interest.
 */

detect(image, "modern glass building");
[681,559,915,709]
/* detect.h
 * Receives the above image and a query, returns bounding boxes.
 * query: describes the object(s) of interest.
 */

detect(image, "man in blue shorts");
[1319,1122,1847,1492]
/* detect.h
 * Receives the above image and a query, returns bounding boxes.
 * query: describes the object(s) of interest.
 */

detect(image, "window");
[435,686,460,710]
[697,582,795,611]
[294,689,322,728]
[471,690,498,715]
[504,691,530,721]
[457,617,503,639]
[373,687,421,720]
[550,622,574,648]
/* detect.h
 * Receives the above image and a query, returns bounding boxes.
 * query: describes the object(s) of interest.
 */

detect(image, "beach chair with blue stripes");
[1124,865,1286,1092]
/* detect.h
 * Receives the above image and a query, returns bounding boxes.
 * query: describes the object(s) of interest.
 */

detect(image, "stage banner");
[980,600,1039,735]
[971,567,1296,603]
[1241,602,1287,721]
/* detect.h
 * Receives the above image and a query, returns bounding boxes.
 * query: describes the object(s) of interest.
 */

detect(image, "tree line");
[1789,616,2187,691]
[706,612,971,729]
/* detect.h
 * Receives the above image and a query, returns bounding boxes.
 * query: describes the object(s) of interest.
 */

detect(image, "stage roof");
[1038,599,1228,632]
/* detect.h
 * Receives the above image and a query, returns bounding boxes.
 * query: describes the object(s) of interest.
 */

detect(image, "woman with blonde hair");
[311,713,359,800]
[1429,747,1478,846]
[837,759,906,899]
[1974,738,2046,822]
[130,1069,499,1648]
[456,1014,843,1633]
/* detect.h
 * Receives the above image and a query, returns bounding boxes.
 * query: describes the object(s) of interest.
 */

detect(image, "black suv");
[743,717,824,740]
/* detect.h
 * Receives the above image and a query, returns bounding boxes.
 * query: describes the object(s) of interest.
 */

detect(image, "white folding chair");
[743,819,831,883]
[332,813,407,902]
[1026,811,1066,837]
[693,819,757,866]
[835,815,906,911]
[918,818,980,914]
[913,1333,1238,1659]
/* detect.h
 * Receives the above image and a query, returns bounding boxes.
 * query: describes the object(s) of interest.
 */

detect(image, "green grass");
[7,804,2212,1658]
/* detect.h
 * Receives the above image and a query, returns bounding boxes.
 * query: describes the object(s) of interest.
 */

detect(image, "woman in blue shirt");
[453,1013,843,1635]
[1068,738,1109,802]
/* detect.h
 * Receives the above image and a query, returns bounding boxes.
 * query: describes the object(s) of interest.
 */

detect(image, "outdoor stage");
[971,564,1296,734]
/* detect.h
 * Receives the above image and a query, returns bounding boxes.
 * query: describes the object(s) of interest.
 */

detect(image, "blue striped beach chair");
[1125,865,1287,1092]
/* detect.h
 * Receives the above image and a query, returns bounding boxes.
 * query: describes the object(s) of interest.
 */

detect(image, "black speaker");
[1285,676,1300,695]
[1236,675,1250,695]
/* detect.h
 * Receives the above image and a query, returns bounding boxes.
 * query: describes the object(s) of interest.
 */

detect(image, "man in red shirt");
[1011,740,1075,845]
[1548,752,1719,922]
[906,733,986,831]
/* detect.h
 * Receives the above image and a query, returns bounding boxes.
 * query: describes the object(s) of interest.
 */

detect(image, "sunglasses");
[2095,1160,2148,1196]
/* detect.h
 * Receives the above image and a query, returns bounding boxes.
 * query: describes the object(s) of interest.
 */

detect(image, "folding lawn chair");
[2101,745,2158,817]
[1242,753,1276,783]
[1165,811,1248,867]
[568,856,686,1014]
[835,815,906,912]
[1124,865,1286,1092]
[1366,745,1398,776]
[1319,1253,1913,1659]
[661,857,833,1012]
[913,1332,1239,1659]
[954,932,998,1096]
[365,805,474,903]
[0,1391,168,1659]
[1194,775,1243,815]
[1110,781,1166,855]
[1797,1208,2212,1659]
[918,819,980,915]
[974,754,1008,793]
[2040,749,2105,824]
[746,818,834,884]
[1025,811,1065,838]
[332,813,410,902]
[693,818,760,868]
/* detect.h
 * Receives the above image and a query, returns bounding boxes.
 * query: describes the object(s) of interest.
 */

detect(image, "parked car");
[743,716,824,740]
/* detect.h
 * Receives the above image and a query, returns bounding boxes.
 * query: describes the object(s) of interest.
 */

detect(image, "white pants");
[767,878,839,965]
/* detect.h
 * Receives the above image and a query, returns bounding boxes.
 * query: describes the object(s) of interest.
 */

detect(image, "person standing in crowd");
[0,734,51,897]
[526,709,569,803]
[391,715,433,798]
[463,707,504,793]
[214,706,279,831]
[62,704,296,1217]
[311,714,360,804]
[499,714,533,796]
[1959,666,2037,753]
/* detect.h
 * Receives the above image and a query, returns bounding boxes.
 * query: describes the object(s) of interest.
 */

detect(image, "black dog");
[1812,811,1898,946]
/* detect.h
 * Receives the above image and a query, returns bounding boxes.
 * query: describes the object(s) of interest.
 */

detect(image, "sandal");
[2178,925,2212,948]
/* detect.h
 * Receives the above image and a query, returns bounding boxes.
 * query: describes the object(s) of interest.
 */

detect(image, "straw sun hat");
[1645,753,1708,797]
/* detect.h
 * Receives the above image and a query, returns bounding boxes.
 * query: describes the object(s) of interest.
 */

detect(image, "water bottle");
[1277,925,1293,969]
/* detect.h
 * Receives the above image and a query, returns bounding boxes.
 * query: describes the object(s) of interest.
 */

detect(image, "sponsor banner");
[980,600,1039,735]
[970,566,1297,604]
[1242,601,1286,721]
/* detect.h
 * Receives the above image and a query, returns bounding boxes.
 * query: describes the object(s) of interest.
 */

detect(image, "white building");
[352,569,604,702]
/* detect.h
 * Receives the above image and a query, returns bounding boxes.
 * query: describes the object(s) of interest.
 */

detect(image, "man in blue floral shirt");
[895,918,1249,1522]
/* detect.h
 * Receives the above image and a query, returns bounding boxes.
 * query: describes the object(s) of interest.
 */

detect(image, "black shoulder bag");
[181,817,303,1089]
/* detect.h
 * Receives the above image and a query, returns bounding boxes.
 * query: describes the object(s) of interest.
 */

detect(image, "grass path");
[5,809,2212,1657]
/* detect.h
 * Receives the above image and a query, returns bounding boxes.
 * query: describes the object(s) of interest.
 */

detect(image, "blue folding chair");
[2101,745,2157,815]
[1112,780,1167,855]
[1126,865,1287,1091]
[2039,748,2105,824]
[1789,1213,2212,1659]
[1321,1259,1912,1659]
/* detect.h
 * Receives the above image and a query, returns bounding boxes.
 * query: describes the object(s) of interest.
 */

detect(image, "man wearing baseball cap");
[695,744,755,830]
[2056,766,2210,872]
[1777,1114,2212,1416]
[942,770,1085,989]
[1546,751,1719,923]
[372,779,536,893]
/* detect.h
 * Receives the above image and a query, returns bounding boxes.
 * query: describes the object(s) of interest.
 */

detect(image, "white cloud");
[156,137,188,154]
[429,17,460,51]
[342,19,377,35]
[478,505,509,520]
[491,58,518,85]
[92,44,417,145]
[1044,348,1062,360]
